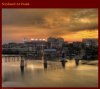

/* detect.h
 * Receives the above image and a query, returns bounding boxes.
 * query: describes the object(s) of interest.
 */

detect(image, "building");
[82,38,98,47]
[47,37,64,49]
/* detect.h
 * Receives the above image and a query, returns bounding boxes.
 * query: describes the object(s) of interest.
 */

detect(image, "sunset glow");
[2,9,98,43]
[62,30,98,42]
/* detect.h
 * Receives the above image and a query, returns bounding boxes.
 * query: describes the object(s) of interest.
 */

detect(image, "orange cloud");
[62,30,98,42]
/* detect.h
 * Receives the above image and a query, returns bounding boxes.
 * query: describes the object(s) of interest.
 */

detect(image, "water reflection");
[2,55,98,87]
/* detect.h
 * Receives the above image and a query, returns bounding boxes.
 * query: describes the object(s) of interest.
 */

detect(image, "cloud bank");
[2,9,98,43]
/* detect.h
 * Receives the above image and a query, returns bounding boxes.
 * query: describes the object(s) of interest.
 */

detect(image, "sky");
[2,9,98,43]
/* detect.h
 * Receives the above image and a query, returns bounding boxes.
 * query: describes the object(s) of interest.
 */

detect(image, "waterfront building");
[82,38,98,47]
[47,37,64,49]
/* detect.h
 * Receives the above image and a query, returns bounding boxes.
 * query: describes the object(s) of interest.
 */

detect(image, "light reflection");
[27,65,34,70]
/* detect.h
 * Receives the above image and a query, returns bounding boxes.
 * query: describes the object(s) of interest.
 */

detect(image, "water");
[2,55,98,87]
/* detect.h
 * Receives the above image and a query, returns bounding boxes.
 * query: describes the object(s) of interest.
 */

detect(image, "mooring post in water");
[74,54,80,66]
[5,56,7,62]
[61,52,67,69]
[17,56,20,61]
[20,58,25,75]
[44,58,47,69]
[43,52,48,70]
[8,56,10,62]
[7,56,9,62]
[13,56,15,62]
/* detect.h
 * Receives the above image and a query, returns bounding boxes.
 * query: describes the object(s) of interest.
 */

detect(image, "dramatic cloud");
[2,9,98,43]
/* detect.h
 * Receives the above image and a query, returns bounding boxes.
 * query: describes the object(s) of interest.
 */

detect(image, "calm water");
[2,55,98,87]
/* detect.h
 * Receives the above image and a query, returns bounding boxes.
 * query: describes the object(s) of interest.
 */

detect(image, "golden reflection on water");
[2,57,98,87]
